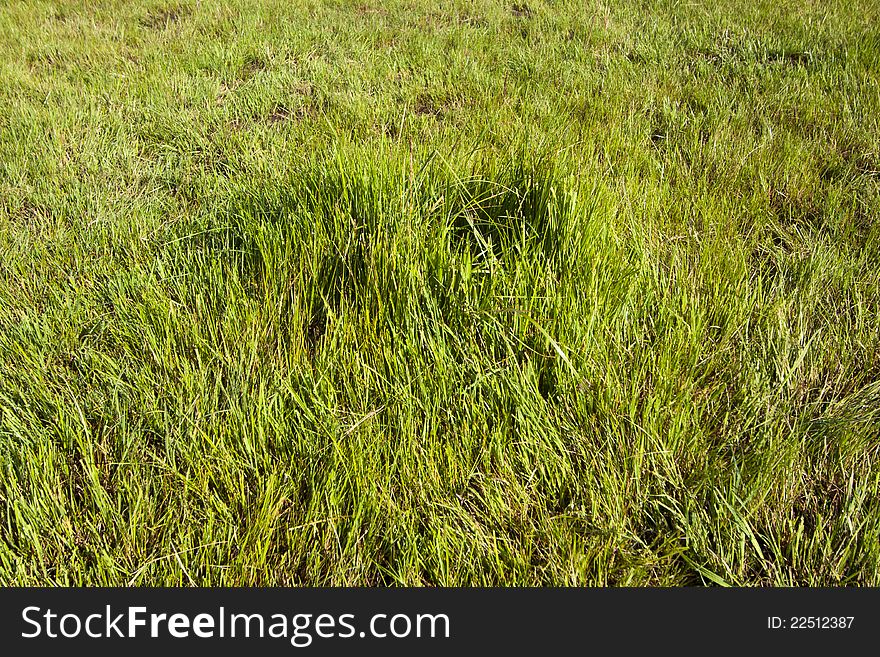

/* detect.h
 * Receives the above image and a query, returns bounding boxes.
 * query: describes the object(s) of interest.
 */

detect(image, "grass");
[0,0,879,586]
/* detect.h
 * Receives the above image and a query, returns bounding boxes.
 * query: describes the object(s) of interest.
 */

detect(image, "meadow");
[1,0,879,585]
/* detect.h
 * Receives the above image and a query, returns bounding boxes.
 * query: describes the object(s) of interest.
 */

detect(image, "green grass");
[1,0,879,585]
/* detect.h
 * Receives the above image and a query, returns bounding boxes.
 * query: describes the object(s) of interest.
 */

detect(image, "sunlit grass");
[0,0,878,585]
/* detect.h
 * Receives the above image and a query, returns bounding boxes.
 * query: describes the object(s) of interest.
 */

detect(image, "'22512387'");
[768,616,854,629]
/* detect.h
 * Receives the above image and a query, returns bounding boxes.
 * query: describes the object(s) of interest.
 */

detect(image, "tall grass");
[1,0,878,585]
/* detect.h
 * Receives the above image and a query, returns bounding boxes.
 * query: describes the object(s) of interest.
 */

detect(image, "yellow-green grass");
[1,0,878,585]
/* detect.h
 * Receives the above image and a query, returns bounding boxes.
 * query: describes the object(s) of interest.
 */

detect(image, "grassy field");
[1,0,879,586]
